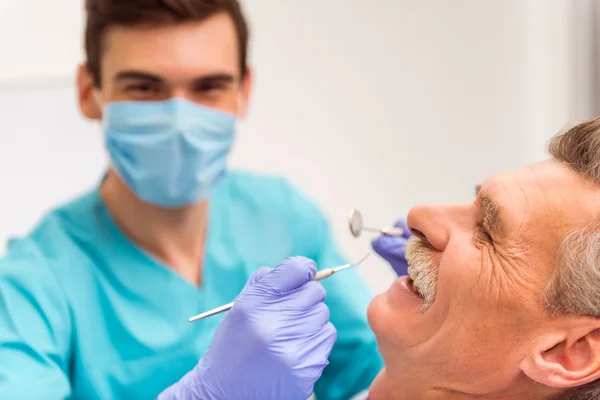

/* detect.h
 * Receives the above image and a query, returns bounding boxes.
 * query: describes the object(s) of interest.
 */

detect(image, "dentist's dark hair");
[84,0,249,87]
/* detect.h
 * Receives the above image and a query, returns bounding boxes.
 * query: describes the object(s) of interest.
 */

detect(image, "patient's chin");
[367,294,382,326]
[368,293,393,339]
[367,281,423,343]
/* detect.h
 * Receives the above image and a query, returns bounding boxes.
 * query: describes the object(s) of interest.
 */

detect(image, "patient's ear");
[521,319,600,388]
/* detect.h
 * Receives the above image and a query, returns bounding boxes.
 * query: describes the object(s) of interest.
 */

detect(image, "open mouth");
[407,277,425,300]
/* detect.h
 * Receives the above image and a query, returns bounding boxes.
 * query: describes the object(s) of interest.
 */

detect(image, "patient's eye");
[476,222,493,244]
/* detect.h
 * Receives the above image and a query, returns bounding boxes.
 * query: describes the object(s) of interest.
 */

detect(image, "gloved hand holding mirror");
[349,209,412,277]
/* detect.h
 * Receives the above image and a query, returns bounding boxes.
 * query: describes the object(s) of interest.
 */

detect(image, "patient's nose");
[407,204,470,252]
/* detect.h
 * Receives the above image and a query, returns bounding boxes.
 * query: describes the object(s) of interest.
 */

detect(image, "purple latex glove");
[371,219,412,276]
[158,256,336,400]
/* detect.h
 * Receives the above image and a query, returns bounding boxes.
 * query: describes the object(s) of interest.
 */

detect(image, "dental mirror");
[348,209,405,238]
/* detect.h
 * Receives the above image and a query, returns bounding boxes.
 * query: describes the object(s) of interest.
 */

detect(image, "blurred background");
[0,0,598,294]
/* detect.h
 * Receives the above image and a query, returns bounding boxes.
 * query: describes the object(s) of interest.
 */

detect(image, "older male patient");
[157,118,600,399]
[364,118,600,399]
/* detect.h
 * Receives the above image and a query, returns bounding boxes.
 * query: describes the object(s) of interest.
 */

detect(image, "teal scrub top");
[0,171,382,400]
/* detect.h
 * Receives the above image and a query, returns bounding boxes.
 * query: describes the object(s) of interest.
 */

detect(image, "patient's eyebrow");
[474,185,503,234]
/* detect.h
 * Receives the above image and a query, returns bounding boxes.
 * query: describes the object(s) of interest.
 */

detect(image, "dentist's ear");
[520,319,600,389]
[237,67,253,119]
[77,63,102,120]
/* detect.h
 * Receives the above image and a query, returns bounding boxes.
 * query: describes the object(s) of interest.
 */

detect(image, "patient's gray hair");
[543,117,600,400]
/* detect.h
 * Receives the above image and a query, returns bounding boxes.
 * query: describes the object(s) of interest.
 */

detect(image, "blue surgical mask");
[101,98,237,207]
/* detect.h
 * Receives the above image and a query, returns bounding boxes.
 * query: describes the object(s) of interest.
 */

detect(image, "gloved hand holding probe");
[158,256,336,400]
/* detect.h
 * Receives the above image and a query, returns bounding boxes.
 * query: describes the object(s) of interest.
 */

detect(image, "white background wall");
[0,0,596,294]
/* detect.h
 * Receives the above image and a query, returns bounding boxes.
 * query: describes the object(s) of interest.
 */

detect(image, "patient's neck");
[368,369,556,400]
[368,369,440,400]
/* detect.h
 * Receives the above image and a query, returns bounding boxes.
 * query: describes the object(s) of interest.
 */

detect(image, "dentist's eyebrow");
[114,71,163,83]
[191,74,235,86]
[113,71,235,87]
[474,185,503,234]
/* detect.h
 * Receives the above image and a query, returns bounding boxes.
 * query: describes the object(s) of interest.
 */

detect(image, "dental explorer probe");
[188,252,372,323]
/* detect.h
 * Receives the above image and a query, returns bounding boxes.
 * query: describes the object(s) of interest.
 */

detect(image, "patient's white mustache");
[406,238,438,310]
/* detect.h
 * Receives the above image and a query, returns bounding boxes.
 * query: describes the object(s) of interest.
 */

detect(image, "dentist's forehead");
[101,16,240,80]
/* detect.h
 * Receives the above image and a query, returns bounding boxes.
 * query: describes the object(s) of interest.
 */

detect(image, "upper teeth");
[408,269,422,296]
[413,283,422,296]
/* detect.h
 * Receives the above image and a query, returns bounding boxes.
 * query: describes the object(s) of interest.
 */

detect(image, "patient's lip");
[389,276,425,306]
[405,277,422,298]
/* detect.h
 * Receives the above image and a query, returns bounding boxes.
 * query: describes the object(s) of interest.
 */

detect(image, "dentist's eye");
[126,83,157,93]
[196,82,226,92]
[123,82,165,100]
